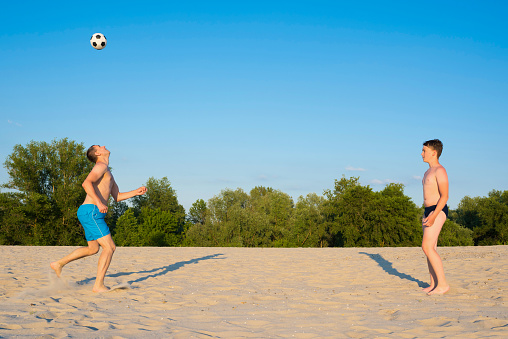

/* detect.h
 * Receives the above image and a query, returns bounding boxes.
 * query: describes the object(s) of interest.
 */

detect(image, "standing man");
[421,139,450,295]
[51,145,147,292]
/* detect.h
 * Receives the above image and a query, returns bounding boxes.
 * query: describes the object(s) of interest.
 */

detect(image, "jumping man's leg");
[50,241,100,277]
[422,211,449,295]
[93,234,116,293]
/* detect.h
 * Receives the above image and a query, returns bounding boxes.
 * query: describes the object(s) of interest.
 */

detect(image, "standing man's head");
[422,139,443,164]
[86,145,110,163]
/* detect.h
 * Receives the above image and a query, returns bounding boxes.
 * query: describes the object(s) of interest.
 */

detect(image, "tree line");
[1,139,506,247]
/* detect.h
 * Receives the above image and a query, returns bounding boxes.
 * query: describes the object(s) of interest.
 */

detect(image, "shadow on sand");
[77,253,225,286]
[359,252,427,288]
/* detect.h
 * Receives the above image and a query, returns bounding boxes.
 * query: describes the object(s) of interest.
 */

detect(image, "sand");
[1,245,507,338]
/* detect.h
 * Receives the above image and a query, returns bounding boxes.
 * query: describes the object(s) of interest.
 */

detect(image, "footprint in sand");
[108,282,131,291]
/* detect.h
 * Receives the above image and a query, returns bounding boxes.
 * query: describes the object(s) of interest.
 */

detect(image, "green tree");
[292,193,327,247]
[453,196,481,231]
[132,177,184,215]
[460,190,508,245]
[22,192,61,245]
[113,177,186,246]
[249,186,294,247]
[0,192,33,245]
[106,199,129,236]
[323,177,373,247]
[323,177,422,247]
[113,209,139,246]
[2,139,92,245]
[188,199,207,225]
[137,207,182,246]
[370,183,422,247]
[438,220,474,246]
[205,188,251,246]
[132,176,186,237]
[185,187,295,247]
[185,188,254,246]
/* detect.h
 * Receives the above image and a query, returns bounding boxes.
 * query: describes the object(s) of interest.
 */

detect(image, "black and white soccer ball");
[90,33,107,50]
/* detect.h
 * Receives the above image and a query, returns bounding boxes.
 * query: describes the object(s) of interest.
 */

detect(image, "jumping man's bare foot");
[427,285,450,295]
[50,262,63,277]
[92,285,110,293]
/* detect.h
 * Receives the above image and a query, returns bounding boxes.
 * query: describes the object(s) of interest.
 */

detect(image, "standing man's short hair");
[423,139,443,158]
[86,145,98,163]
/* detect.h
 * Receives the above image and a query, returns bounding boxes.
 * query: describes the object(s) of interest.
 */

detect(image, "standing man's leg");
[422,211,449,295]
[51,241,100,277]
[422,218,439,293]
[423,257,436,293]
[93,234,116,292]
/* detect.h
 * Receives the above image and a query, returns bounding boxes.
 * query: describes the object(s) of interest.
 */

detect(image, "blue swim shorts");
[77,204,110,241]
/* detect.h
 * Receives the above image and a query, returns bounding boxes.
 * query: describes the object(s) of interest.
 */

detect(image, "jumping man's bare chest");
[99,170,114,189]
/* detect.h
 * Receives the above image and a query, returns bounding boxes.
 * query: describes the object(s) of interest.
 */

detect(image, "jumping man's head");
[86,145,109,163]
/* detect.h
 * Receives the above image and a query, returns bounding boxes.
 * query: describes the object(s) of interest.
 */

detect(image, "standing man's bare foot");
[93,285,110,293]
[422,285,434,293]
[50,262,63,277]
[427,285,449,295]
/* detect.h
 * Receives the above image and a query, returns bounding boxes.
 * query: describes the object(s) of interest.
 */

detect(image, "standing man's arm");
[82,163,109,213]
[423,167,449,227]
[111,182,147,202]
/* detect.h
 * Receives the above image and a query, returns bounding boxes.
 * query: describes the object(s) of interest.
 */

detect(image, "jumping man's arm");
[111,182,147,202]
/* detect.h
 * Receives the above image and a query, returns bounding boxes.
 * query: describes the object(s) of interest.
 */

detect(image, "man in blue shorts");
[51,145,147,292]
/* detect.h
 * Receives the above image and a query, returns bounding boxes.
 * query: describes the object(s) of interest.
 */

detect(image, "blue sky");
[1,1,507,210]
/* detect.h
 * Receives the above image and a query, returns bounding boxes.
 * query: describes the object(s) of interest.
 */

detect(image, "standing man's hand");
[422,217,433,227]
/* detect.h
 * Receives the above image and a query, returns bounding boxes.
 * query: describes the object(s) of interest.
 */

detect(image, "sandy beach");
[1,245,507,338]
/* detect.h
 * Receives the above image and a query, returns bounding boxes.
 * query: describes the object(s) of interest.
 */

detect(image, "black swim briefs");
[424,204,448,218]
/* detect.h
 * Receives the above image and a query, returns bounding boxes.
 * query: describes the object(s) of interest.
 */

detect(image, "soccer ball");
[90,33,107,50]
